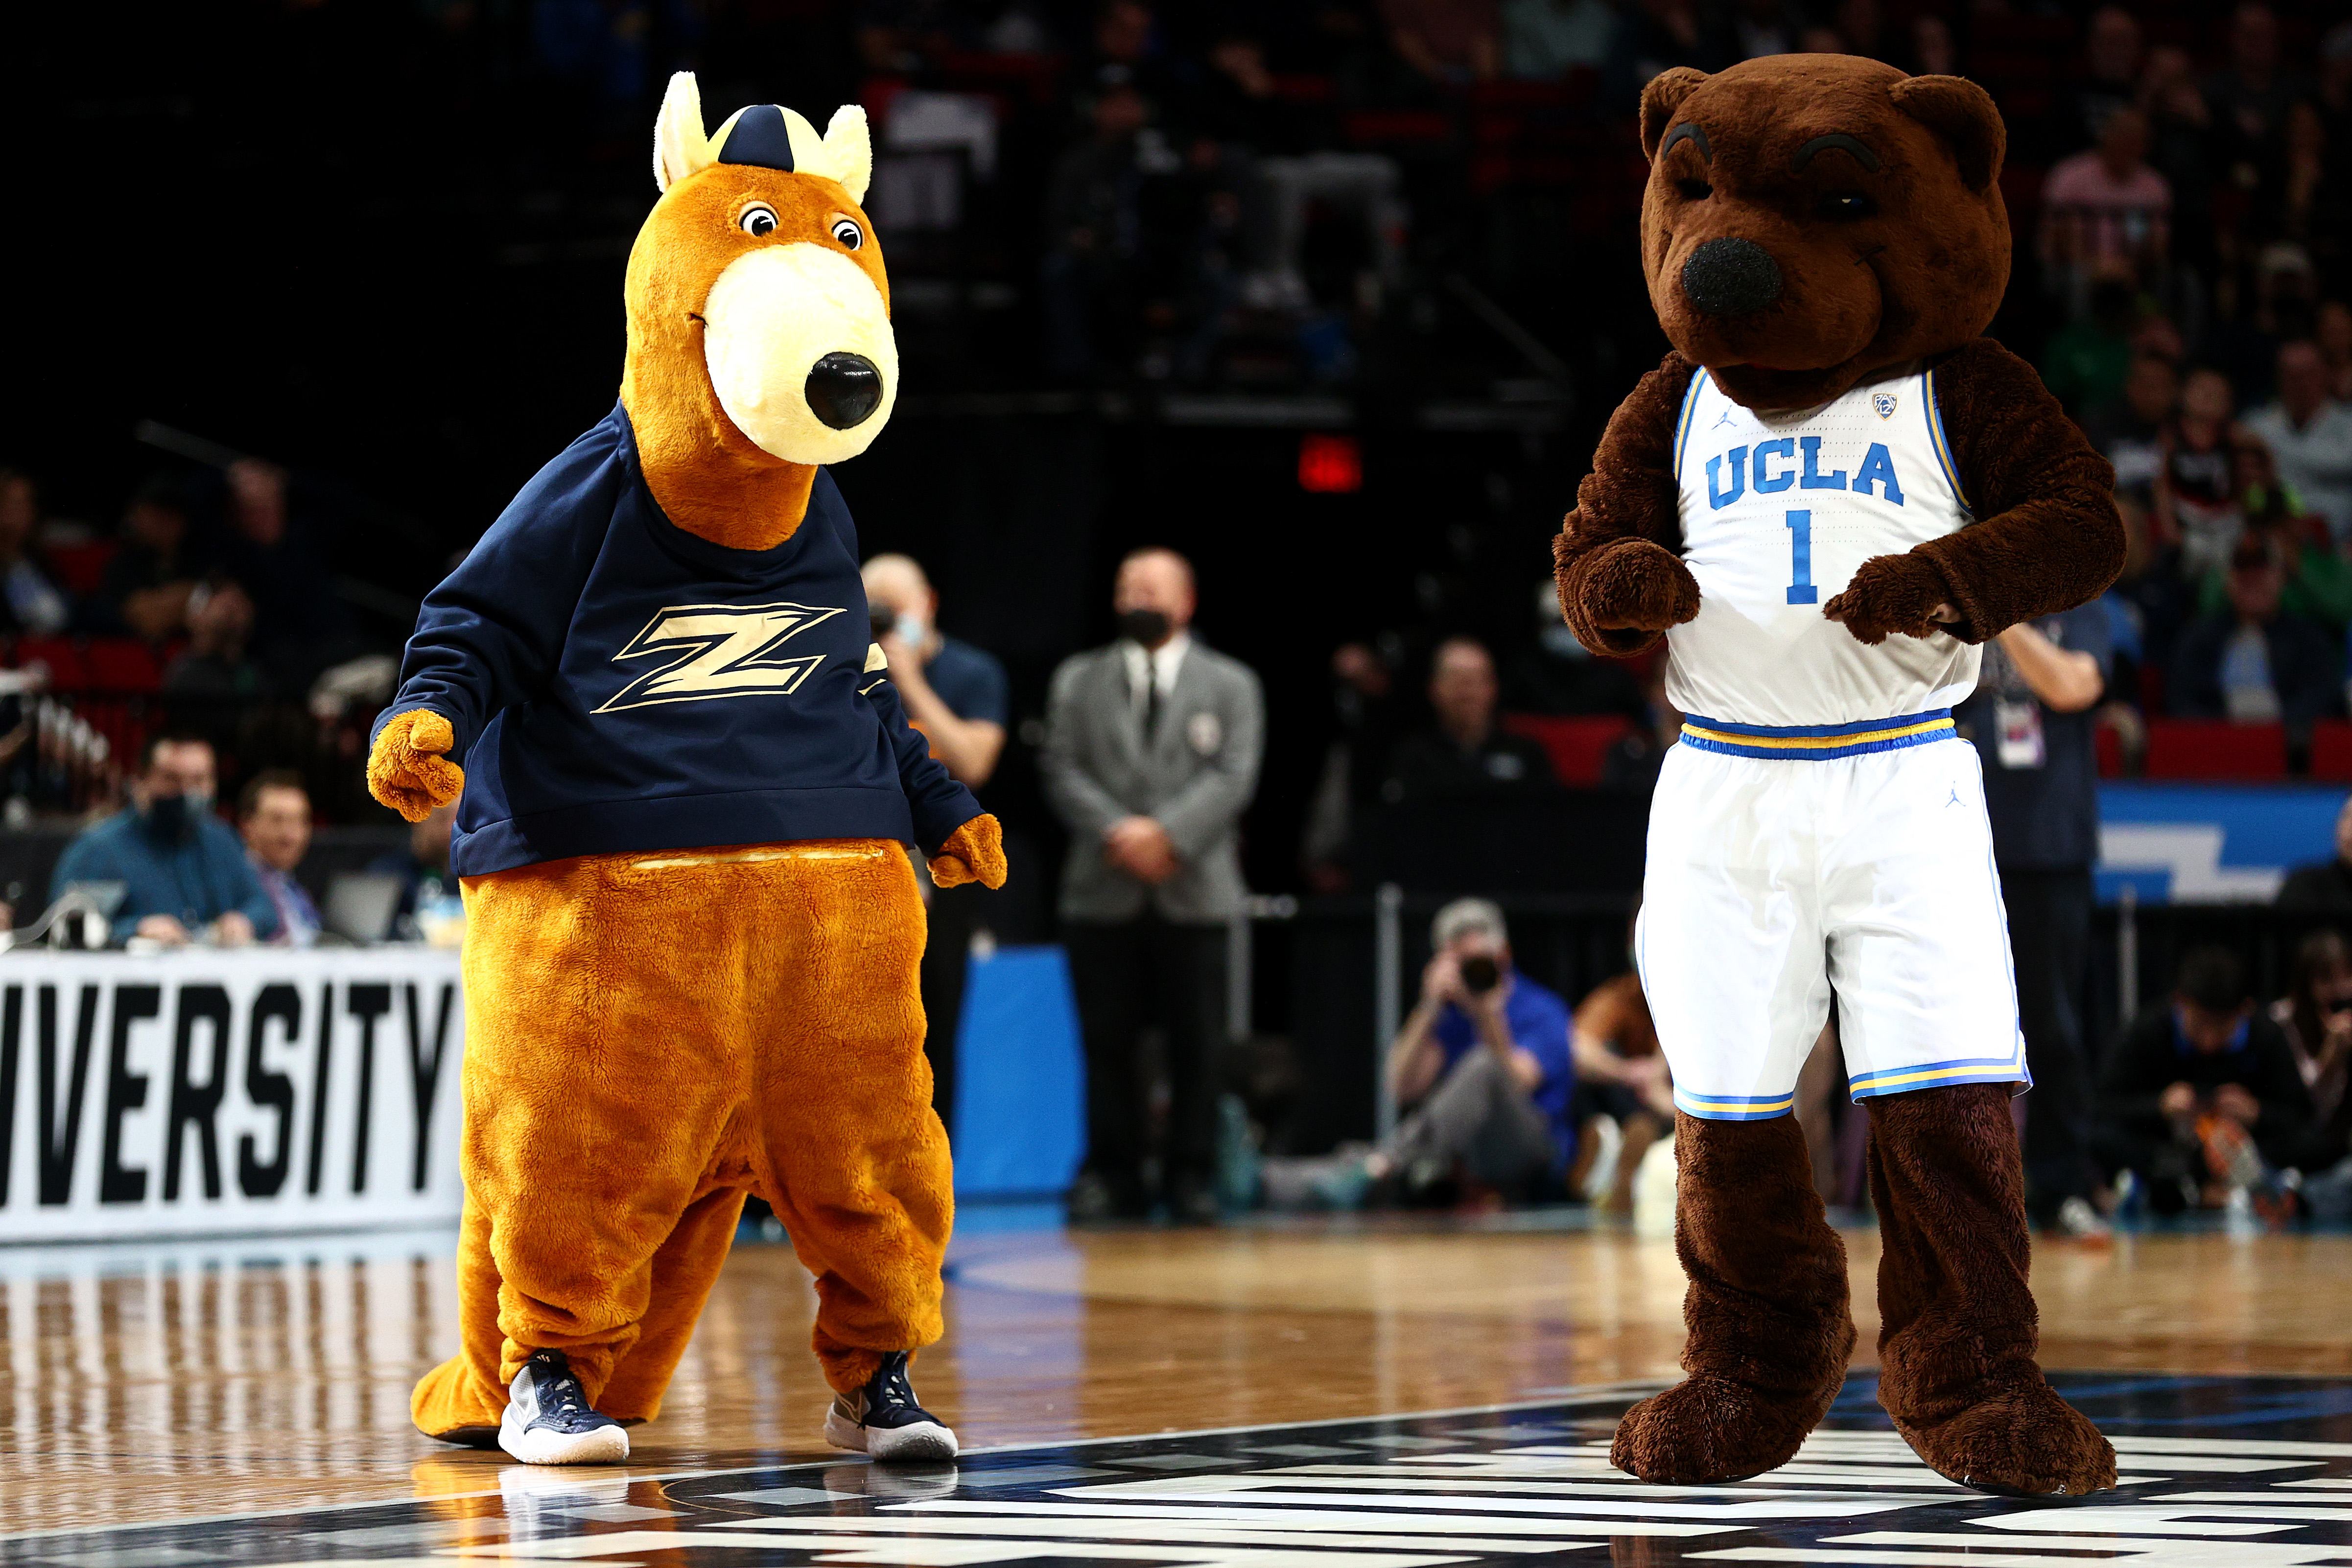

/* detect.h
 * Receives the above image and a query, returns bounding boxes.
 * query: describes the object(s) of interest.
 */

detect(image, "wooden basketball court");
[3,1213,2348,1563]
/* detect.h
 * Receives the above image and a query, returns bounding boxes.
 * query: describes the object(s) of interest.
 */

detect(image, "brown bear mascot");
[1554,55,2121,1496]
[368,74,1002,1466]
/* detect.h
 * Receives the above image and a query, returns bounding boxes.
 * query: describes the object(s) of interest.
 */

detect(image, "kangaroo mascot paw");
[367,709,466,821]
[929,813,1007,889]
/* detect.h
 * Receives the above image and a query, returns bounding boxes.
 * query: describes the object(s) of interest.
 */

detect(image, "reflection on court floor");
[2,1374,2348,1566]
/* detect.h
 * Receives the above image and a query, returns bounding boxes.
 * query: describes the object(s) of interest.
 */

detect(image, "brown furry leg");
[1867,1083,2116,1497]
[1611,1112,1856,1484]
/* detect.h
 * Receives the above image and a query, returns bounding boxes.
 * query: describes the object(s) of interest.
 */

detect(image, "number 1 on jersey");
[1785,509,1818,605]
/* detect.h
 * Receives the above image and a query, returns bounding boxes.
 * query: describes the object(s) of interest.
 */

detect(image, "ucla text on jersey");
[1664,364,1981,728]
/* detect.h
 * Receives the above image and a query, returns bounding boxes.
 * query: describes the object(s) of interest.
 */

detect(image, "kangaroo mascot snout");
[368,72,1002,1466]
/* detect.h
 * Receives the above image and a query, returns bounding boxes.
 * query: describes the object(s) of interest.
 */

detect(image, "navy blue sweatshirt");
[375,403,982,878]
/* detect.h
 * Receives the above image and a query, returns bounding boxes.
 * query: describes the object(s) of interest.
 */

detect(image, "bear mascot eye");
[1819,191,1878,219]
[831,217,865,250]
[739,203,779,237]
[1676,179,1714,201]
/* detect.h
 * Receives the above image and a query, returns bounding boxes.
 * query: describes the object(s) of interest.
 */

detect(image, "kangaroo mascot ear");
[653,72,715,192]
[819,106,873,205]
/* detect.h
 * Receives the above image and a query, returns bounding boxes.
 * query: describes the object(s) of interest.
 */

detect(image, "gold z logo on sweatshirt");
[596,602,846,712]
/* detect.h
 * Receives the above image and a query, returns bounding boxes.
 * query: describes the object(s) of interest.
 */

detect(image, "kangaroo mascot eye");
[830,217,864,249]
[739,203,778,237]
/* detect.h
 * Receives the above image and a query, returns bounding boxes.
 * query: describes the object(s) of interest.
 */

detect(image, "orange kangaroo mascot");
[366,73,1003,1465]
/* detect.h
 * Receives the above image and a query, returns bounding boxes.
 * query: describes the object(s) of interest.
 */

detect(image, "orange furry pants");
[410,840,952,1441]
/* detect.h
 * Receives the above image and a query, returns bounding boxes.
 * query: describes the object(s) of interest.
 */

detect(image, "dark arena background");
[4,0,2352,1560]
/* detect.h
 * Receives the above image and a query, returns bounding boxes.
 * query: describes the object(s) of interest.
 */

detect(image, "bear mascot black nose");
[1680,237,1784,317]
[806,352,884,429]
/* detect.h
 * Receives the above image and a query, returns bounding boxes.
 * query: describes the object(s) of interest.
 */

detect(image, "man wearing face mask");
[50,733,278,947]
[862,552,1011,1124]
[1041,546,1265,1224]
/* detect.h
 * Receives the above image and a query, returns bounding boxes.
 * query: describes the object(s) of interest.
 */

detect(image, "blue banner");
[951,945,1085,1197]
[2095,783,2347,904]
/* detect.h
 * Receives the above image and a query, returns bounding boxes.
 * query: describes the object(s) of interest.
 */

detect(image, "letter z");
[596,602,845,712]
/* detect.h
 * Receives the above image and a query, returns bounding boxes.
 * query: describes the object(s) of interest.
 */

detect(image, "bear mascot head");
[1638,56,2008,413]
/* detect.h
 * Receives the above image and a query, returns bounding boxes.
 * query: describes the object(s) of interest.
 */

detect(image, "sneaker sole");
[824,1405,958,1462]
[498,1416,630,1465]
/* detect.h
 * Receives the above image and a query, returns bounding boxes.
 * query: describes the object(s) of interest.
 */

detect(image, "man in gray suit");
[1042,547,1266,1223]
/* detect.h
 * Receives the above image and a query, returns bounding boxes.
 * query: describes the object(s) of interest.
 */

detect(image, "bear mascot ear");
[1889,74,2005,192]
[1639,68,1710,161]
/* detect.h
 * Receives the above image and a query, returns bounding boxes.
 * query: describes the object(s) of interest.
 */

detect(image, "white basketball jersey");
[1666,365,1980,726]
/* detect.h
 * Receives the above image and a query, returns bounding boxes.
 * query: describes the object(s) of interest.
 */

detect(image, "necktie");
[1142,668,1162,746]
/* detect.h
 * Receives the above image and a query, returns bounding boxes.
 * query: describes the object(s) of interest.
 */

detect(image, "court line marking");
[0,1381,1667,1546]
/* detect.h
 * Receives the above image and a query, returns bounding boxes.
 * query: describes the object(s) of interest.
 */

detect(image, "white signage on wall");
[0,948,464,1241]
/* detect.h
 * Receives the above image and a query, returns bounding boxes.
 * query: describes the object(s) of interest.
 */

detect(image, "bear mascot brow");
[368,72,1000,1465]
[1554,54,2120,1497]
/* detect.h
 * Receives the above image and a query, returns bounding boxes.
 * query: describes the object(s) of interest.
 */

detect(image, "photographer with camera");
[1372,898,1573,1204]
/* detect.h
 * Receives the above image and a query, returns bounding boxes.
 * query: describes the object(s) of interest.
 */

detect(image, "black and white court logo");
[9,1375,2349,1566]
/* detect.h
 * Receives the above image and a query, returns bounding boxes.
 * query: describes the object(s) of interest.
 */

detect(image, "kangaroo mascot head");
[622,73,894,551]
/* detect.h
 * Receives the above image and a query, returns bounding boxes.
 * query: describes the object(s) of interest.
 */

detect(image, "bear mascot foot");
[1611,1113,1856,1485]
[1611,1369,1847,1485]
[1866,1084,2117,1497]
[1889,1381,2117,1498]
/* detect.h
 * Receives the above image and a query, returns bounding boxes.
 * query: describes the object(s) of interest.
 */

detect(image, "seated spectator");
[1568,958,1673,1211]
[2243,342,2352,547]
[2139,46,2216,276]
[219,458,359,688]
[1502,0,1617,79]
[2192,441,2352,635]
[162,580,270,700]
[2040,271,2140,417]
[2152,367,2245,581]
[2274,929,2352,1156]
[2318,300,2352,402]
[2278,795,2352,909]
[87,478,204,642]
[861,553,1009,789]
[1381,636,1557,802]
[1042,81,1156,380]
[238,769,319,947]
[2062,6,2142,155]
[2281,930,2352,1220]
[49,733,278,947]
[1373,897,1573,1200]
[2039,106,2170,304]
[1507,579,1644,716]
[2168,536,2343,727]
[369,799,458,928]
[2093,945,2321,1215]
[0,468,69,636]
[1383,0,1500,85]
[2080,351,2178,492]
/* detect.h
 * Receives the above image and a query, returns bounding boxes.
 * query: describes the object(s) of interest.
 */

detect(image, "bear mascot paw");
[1554,54,2122,1498]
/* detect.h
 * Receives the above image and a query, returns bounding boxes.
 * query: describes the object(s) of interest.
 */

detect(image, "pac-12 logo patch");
[1872,392,1899,419]
[596,601,844,712]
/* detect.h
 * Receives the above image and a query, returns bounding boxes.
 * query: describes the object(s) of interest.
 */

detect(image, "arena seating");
[2142,720,2288,782]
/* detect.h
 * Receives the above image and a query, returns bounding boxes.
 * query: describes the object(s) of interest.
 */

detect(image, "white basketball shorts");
[1634,709,2029,1121]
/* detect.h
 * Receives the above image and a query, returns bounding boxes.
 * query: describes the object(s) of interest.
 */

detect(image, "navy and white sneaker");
[499,1350,630,1465]
[823,1351,957,1461]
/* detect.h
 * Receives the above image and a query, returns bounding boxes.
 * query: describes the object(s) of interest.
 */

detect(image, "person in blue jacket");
[51,732,277,946]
